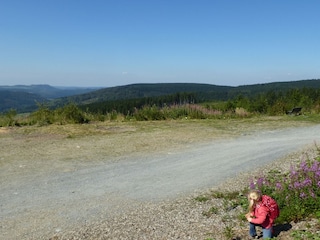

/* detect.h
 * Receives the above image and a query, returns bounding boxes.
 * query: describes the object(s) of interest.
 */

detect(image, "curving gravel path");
[1,124,320,239]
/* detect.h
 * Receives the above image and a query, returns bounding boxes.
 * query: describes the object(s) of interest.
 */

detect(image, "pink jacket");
[250,201,274,229]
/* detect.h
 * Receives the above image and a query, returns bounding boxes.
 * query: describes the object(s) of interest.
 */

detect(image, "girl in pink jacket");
[245,190,277,239]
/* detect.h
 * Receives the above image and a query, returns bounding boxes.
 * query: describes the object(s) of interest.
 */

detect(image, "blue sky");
[1,0,319,87]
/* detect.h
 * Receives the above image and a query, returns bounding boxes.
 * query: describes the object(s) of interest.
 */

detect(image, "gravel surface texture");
[1,121,320,240]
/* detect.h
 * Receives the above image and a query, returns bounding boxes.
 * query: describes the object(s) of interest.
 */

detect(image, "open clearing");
[1,117,320,239]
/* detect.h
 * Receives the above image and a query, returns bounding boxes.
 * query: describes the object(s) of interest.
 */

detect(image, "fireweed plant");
[249,145,320,223]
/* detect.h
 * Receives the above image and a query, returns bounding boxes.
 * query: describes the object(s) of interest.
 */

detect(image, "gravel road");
[1,124,320,239]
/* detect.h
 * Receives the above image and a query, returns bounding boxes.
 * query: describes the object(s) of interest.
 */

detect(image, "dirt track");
[1,121,320,239]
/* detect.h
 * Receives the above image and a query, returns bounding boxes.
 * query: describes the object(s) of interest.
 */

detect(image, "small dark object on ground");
[286,107,302,115]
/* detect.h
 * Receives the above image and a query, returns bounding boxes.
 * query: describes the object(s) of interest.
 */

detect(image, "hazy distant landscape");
[1,79,320,113]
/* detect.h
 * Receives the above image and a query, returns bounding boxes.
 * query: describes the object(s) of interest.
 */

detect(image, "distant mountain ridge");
[0,84,101,99]
[54,83,234,106]
[0,79,320,113]
[0,90,46,113]
[55,79,320,106]
[0,84,101,113]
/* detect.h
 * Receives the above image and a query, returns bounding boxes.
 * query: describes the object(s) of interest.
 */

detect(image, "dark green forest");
[1,79,320,126]
[1,79,320,113]
[79,87,320,117]
[53,79,320,106]
[55,79,320,117]
[0,90,46,113]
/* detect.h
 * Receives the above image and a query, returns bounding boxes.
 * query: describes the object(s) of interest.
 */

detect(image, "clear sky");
[1,0,319,87]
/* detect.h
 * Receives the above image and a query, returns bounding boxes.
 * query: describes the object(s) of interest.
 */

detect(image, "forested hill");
[53,83,234,106]
[235,79,320,95]
[0,91,46,113]
[55,79,320,106]
[0,85,101,113]
[0,84,100,99]
[1,79,320,113]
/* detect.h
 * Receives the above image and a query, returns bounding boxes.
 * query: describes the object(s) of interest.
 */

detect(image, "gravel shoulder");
[1,118,320,239]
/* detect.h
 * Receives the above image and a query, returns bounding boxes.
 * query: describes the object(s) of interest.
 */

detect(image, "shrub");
[30,104,54,126]
[54,103,89,124]
[248,147,320,223]
[0,109,18,126]
[131,103,227,121]
[133,105,165,121]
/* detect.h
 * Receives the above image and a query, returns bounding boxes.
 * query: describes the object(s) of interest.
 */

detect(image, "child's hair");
[248,189,262,213]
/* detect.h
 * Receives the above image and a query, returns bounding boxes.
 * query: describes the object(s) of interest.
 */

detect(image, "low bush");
[248,145,320,224]
[199,145,320,239]
[54,103,89,124]
[29,104,54,126]
[0,109,18,127]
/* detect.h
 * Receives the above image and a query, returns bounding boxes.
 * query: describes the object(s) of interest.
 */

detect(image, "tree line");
[223,87,320,115]
[80,87,320,116]
[1,87,319,126]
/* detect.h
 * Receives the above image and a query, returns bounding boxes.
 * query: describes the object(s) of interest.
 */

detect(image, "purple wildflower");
[293,182,301,189]
[300,161,308,172]
[290,165,297,177]
[249,181,255,189]
[302,178,312,187]
[309,190,316,198]
[276,182,282,190]
[256,177,266,187]
[300,192,307,198]
[311,161,320,172]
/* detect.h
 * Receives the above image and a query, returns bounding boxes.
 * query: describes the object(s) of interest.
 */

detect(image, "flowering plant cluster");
[249,148,320,223]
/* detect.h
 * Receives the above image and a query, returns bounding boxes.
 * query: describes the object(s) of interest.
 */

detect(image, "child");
[245,190,279,239]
